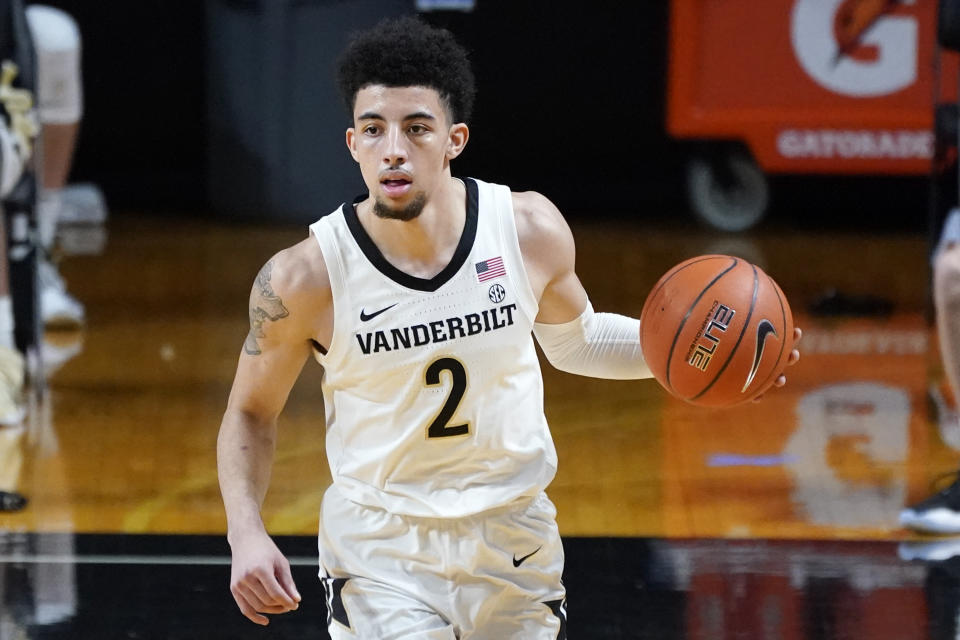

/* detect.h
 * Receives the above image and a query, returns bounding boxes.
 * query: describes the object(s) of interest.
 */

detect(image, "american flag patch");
[475,256,506,282]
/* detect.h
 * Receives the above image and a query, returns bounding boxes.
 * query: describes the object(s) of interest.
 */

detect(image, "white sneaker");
[39,259,84,328]
[57,183,108,225]
[900,474,960,534]
[899,538,960,562]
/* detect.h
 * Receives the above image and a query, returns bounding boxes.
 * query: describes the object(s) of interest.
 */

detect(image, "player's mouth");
[380,173,413,197]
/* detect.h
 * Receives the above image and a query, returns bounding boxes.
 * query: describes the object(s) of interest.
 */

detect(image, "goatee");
[373,193,427,221]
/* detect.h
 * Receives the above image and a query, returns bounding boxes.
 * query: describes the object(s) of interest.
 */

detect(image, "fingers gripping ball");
[640,255,794,407]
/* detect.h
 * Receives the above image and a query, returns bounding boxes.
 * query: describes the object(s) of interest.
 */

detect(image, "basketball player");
[217,17,801,638]
[25,3,86,328]
[899,97,960,535]
[900,218,960,533]
[0,2,88,424]
[0,3,87,332]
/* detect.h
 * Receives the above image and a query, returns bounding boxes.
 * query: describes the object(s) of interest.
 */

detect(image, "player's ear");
[345,128,359,162]
[446,123,469,160]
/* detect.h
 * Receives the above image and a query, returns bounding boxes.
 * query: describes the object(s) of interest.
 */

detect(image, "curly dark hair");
[336,17,476,124]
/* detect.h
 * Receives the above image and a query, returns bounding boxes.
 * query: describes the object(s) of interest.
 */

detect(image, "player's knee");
[25,5,83,124]
[935,247,960,310]
[26,5,80,53]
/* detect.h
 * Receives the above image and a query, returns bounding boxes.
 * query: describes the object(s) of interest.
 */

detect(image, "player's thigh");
[467,598,566,640]
[935,244,960,307]
[465,493,567,639]
[323,574,456,640]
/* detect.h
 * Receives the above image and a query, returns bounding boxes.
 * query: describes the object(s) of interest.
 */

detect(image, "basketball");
[640,255,795,407]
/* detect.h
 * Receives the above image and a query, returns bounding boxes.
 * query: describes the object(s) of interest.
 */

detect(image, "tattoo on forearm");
[244,260,290,355]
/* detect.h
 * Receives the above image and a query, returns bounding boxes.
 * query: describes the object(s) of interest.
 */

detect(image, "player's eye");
[363,125,380,135]
[408,124,427,134]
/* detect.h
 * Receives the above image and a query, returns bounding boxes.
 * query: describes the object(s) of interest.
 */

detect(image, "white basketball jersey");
[309,178,557,518]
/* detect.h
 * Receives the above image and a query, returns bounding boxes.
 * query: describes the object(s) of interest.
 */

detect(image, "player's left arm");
[514,190,652,380]
[514,191,800,388]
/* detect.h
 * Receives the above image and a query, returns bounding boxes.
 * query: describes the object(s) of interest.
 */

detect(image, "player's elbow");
[221,395,281,438]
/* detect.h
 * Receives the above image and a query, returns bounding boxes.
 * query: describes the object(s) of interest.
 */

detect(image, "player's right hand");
[228,529,302,625]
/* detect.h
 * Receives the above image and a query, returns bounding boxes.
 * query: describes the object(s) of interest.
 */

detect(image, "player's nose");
[382,126,407,166]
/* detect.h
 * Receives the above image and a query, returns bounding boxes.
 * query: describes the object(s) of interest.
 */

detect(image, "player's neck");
[359,176,467,280]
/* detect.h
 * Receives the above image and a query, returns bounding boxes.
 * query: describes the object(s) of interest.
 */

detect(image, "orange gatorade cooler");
[667,0,958,230]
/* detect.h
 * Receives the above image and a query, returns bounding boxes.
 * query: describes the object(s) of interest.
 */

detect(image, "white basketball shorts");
[317,484,568,639]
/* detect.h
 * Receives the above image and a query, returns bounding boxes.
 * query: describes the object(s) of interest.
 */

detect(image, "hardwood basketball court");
[0,208,954,638]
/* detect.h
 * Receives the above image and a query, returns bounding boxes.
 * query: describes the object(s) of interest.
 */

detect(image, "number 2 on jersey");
[424,357,469,438]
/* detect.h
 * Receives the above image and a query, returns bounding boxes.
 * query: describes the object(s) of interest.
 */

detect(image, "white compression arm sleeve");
[533,301,652,380]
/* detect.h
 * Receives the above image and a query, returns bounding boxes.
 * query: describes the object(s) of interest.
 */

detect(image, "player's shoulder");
[511,190,563,224]
[510,189,575,258]
[254,236,331,310]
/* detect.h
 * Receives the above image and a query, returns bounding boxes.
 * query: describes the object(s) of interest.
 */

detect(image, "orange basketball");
[640,254,794,407]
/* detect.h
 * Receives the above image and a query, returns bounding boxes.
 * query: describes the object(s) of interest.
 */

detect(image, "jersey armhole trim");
[495,186,540,324]
[309,219,347,365]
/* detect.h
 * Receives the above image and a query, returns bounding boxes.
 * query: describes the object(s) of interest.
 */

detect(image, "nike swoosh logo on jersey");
[741,319,778,392]
[513,545,542,567]
[360,303,398,322]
